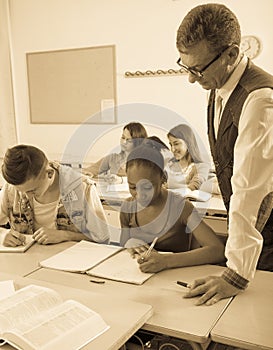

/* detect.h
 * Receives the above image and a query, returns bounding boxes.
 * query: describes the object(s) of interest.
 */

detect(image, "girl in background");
[119,144,224,273]
[166,124,210,190]
[84,122,148,183]
[143,135,173,166]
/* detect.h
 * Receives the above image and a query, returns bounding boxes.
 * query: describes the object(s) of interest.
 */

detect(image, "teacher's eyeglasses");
[176,46,230,78]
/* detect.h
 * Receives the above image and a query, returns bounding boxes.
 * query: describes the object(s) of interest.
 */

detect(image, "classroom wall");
[8,0,273,163]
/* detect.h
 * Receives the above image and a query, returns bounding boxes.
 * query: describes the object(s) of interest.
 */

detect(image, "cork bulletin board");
[26,45,116,124]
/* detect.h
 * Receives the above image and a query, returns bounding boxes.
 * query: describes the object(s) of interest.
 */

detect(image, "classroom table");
[27,262,232,350]
[0,240,75,276]
[0,272,153,350]
[211,269,273,350]
[97,179,227,216]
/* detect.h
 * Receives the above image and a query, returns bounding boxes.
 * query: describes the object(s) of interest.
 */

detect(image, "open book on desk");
[0,284,109,350]
[40,241,154,285]
[87,249,154,285]
[0,228,35,253]
[39,240,122,272]
[104,182,130,201]
[170,188,212,202]
[95,181,130,203]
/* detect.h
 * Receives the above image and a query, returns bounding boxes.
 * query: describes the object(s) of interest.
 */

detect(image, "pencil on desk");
[177,281,189,288]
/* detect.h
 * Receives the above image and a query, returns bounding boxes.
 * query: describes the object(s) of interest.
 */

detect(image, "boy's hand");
[3,230,26,247]
[33,227,63,244]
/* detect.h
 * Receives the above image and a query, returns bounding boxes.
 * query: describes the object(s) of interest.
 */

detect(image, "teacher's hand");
[183,275,242,305]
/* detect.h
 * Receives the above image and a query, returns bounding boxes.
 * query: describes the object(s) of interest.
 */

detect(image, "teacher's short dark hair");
[176,3,241,53]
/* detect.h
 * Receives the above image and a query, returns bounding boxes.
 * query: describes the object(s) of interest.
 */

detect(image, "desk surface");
[97,180,227,217]
[28,263,231,346]
[211,269,273,350]
[0,241,75,276]
[0,272,152,350]
[194,195,226,216]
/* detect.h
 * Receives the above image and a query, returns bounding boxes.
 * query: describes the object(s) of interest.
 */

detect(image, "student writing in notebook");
[83,122,148,183]
[0,145,109,246]
[119,143,225,273]
[166,124,210,191]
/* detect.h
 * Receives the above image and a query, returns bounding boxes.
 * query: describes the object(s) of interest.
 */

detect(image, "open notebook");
[170,188,212,202]
[39,240,154,285]
[87,249,154,285]
[0,228,35,253]
[39,240,122,273]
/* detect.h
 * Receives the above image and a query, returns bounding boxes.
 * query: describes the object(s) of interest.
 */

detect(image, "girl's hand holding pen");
[3,229,26,247]
[137,250,167,273]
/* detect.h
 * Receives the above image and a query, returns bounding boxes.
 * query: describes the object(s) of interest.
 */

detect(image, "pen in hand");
[10,230,26,246]
[140,236,158,262]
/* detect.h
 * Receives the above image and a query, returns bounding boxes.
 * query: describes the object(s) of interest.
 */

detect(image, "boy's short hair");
[2,144,47,185]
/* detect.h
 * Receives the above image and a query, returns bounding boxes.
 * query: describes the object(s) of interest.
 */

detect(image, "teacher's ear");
[227,44,240,65]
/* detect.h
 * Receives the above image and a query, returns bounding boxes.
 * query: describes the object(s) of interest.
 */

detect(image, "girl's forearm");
[163,245,225,269]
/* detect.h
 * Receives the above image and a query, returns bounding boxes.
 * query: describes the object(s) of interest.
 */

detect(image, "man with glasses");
[176,3,273,305]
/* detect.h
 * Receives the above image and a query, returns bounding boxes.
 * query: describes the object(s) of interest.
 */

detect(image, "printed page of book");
[0,285,109,350]
[0,280,15,301]
[87,249,154,285]
[0,285,62,334]
[0,229,35,253]
[4,300,109,350]
[39,240,122,272]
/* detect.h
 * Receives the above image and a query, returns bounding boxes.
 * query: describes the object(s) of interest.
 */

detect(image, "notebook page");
[0,229,35,253]
[170,188,212,202]
[87,249,154,285]
[39,241,122,272]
